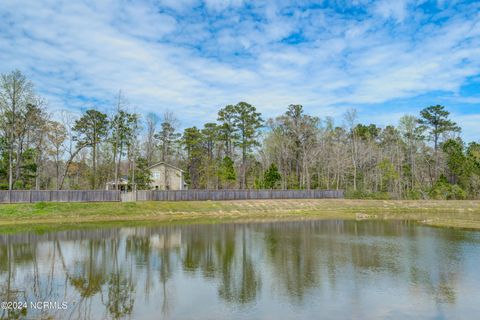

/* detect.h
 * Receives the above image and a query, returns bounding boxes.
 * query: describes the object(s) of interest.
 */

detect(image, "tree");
[378,158,399,193]
[218,105,238,158]
[132,157,152,190]
[430,174,466,200]
[468,142,480,173]
[267,105,320,189]
[263,163,281,189]
[418,105,461,151]
[58,111,86,190]
[110,108,138,190]
[399,115,422,190]
[344,109,359,191]
[16,103,48,189]
[0,70,36,189]
[442,138,471,186]
[231,102,263,189]
[467,142,480,198]
[218,156,236,189]
[125,113,140,190]
[73,109,109,189]
[418,105,461,182]
[202,123,220,188]
[355,124,381,141]
[144,112,159,166]
[182,127,204,189]
[155,111,180,163]
[46,121,67,189]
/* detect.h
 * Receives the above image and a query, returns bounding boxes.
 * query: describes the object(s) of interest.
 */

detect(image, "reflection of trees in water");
[0,241,67,319]
[67,241,108,298]
[263,222,321,302]
[0,221,477,318]
[125,229,179,317]
[56,239,109,319]
[218,227,260,304]
[0,244,28,319]
[182,224,261,304]
[106,238,135,319]
[261,220,468,306]
[406,227,468,308]
[183,226,217,277]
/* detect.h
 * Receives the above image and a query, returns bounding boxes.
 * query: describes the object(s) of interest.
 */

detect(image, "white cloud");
[374,0,410,22]
[0,0,479,140]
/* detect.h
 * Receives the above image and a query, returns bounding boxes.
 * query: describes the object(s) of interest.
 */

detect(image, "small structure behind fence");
[0,189,344,203]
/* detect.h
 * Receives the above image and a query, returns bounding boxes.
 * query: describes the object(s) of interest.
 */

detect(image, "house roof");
[148,161,184,172]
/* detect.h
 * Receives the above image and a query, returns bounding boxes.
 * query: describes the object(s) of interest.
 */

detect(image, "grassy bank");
[1,199,480,230]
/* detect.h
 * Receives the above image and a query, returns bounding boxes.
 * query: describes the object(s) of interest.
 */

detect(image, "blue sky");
[1,0,479,141]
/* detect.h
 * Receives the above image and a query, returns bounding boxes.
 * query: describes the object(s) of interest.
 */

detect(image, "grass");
[0,199,480,231]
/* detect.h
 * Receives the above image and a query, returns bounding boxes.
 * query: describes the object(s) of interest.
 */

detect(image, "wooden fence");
[136,189,343,201]
[0,190,120,203]
[0,189,344,203]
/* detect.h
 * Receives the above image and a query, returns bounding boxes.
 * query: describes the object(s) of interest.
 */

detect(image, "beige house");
[148,162,185,190]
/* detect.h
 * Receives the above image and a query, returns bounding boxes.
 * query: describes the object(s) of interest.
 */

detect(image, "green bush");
[430,175,467,200]
[405,190,422,200]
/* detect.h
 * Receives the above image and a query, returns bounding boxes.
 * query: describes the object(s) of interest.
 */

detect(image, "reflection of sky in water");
[0,221,480,319]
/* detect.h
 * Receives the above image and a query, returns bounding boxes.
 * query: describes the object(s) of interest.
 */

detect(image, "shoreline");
[1,199,480,231]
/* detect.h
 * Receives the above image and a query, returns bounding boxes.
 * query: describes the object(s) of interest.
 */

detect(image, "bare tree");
[46,120,67,189]
[144,112,159,166]
[344,109,359,191]
[0,70,36,189]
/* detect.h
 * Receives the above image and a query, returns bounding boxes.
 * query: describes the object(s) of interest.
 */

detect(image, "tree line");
[1,70,479,199]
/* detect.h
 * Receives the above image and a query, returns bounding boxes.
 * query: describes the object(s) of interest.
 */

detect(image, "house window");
[152,171,161,179]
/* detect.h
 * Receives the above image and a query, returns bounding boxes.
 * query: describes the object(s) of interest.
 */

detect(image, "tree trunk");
[242,142,246,189]
[113,145,118,191]
[92,142,96,189]
[55,149,60,190]
[8,143,13,189]
[58,146,84,190]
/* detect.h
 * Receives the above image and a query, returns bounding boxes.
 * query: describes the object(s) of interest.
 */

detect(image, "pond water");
[1,220,480,319]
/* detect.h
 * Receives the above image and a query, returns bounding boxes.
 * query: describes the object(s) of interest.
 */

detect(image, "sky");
[1,0,480,141]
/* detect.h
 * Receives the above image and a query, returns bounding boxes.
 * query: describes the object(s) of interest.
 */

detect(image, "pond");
[1,220,480,319]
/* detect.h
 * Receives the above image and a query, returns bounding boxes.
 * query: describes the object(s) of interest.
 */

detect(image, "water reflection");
[0,220,479,319]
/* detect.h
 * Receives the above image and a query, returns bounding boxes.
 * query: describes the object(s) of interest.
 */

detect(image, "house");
[148,162,185,190]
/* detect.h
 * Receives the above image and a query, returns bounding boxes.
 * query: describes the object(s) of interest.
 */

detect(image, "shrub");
[430,175,467,200]
[405,190,422,200]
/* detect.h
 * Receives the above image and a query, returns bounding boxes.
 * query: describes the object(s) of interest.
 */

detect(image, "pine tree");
[132,157,152,190]
[218,156,236,188]
[231,102,263,189]
[418,105,461,151]
[73,109,109,189]
[263,163,281,189]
